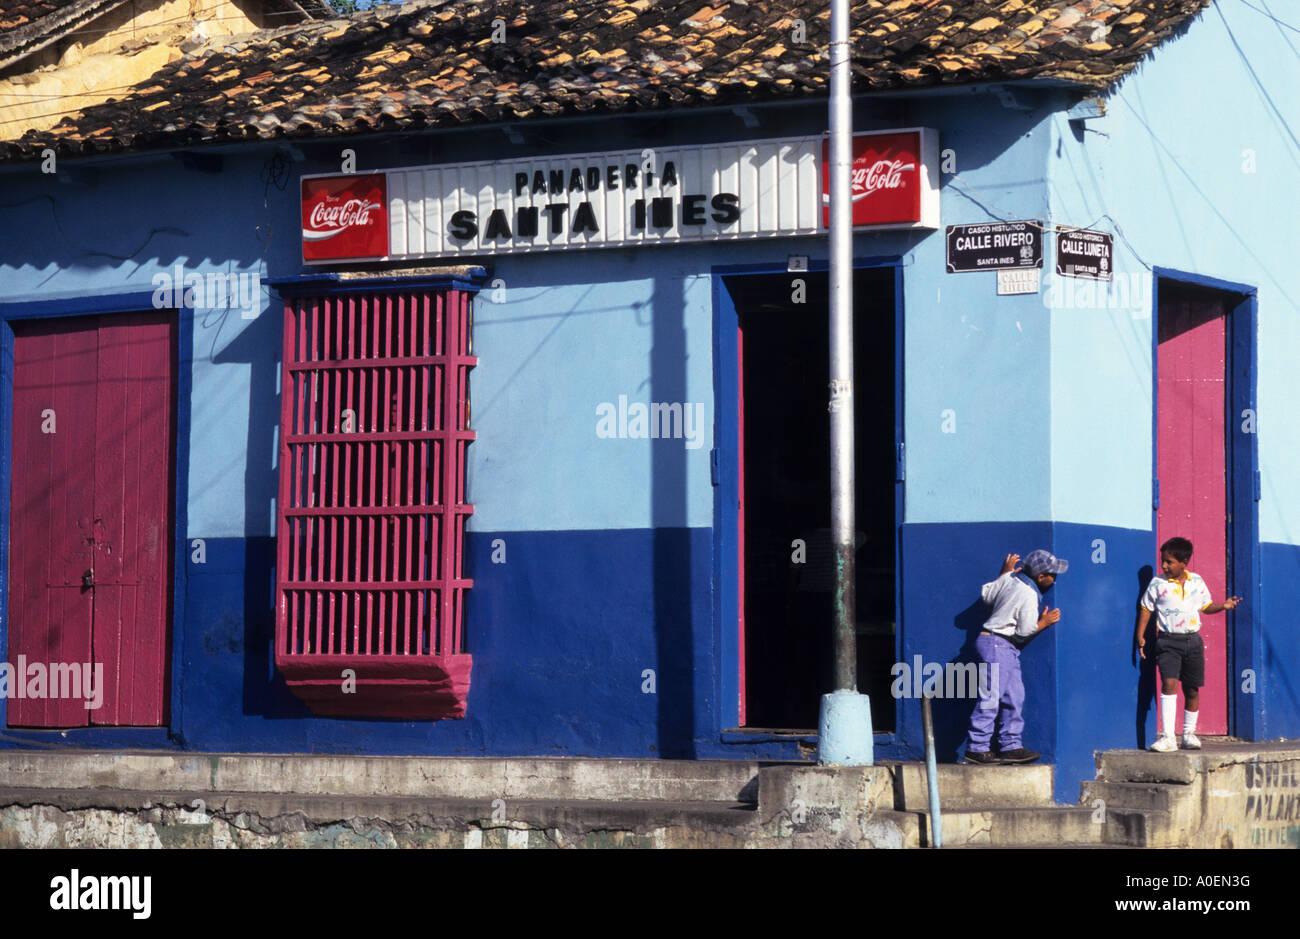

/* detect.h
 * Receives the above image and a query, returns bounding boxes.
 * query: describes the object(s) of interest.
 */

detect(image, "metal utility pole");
[817,0,873,766]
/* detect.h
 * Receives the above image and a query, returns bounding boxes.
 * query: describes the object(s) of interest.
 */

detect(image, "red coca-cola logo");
[307,198,381,235]
[302,173,388,262]
[822,132,923,228]
[852,159,915,199]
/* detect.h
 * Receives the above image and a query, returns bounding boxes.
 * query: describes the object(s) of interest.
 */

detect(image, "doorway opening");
[726,267,897,732]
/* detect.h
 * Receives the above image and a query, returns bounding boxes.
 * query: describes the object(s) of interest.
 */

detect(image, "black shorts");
[1156,631,1205,688]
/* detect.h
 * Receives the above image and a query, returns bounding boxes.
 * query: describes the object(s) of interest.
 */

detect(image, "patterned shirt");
[1141,573,1213,634]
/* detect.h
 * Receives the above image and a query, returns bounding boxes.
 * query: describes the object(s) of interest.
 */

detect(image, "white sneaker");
[1150,735,1178,752]
[1181,733,1202,750]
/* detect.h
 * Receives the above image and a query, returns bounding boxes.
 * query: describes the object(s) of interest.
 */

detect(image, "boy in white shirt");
[1135,537,1240,752]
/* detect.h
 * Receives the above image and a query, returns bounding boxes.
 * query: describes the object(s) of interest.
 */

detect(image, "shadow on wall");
[932,598,990,759]
[1134,564,1157,748]
[208,302,306,720]
[650,272,696,758]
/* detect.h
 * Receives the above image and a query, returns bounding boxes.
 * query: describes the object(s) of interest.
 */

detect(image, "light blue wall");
[1047,1,1300,542]
[0,152,286,538]
[467,252,710,533]
[1,93,1070,537]
[467,95,1060,532]
[899,95,1054,524]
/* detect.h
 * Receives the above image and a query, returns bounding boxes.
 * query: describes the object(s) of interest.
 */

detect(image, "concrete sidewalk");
[0,741,1295,847]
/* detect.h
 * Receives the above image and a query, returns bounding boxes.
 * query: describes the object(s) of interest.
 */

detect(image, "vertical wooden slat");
[370,298,379,653]
[344,297,356,652]
[277,300,297,659]
[328,298,341,653]
[437,292,459,656]
[95,317,127,723]
[90,311,173,726]
[9,320,96,727]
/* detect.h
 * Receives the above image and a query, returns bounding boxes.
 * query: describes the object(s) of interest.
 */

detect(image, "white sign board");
[365,131,938,261]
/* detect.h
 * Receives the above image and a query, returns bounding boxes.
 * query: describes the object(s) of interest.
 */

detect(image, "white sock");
[1161,694,1177,738]
[1183,710,1198,736]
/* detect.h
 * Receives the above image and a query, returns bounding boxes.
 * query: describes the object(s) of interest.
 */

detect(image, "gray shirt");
[981,571,1042,639]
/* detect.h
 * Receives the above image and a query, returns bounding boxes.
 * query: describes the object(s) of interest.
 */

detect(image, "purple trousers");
[966,632,1025,752]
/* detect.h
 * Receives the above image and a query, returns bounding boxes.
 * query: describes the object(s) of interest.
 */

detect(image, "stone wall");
[0,0,271,138]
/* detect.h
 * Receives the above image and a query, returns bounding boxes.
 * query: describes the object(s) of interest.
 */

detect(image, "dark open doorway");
[726,267,897,732]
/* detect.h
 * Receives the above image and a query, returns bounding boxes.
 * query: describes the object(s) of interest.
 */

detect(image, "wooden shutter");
[275,289,474,718]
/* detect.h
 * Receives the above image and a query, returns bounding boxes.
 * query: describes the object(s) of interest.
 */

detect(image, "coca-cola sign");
[821,129,938,229]
[296,131,937,263]
[302,173,388,262]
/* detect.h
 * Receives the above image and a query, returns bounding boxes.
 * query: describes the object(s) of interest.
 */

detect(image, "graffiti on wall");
[1244,760,1300,846]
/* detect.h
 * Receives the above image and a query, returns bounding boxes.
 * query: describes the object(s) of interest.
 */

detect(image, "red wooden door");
[1156,286,1229,735]
[8,312,174,727]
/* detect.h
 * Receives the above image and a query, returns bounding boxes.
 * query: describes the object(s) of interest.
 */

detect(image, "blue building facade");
[1,0,1297,802]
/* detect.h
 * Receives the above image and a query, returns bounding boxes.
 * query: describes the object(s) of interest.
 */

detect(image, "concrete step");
[1079,777,1210,848]
[0,751,760,805]
[1081,779,1182,814]
[1096,740,1300,786]
[933,805,1159,847]
[1096,750,1206,785]
[887,761,1055,810]
[0,787,758,849]
[860,809,924,849]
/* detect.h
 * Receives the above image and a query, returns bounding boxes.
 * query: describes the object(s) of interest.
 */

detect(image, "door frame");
[711,255,904,737]
[1149,268,1259,740]
[0,291,189,743]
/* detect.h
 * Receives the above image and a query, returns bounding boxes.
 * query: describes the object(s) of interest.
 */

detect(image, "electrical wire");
[1256,0,1300,61]
[1215,2,1300,166]
[1237,0,1300,35]
[1117,92,1299,312]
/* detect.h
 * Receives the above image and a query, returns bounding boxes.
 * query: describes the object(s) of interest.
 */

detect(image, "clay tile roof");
[0,0,1215,161]
[0,0,333,70]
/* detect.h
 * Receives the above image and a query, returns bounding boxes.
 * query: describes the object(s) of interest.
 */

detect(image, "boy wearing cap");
[963,549,1066,765]
[1136,537,1240,752]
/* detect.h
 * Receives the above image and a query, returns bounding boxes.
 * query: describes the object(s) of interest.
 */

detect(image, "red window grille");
[275,289,475,719]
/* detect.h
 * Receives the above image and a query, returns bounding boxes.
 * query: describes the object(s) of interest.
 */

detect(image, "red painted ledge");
[276,653,472,720]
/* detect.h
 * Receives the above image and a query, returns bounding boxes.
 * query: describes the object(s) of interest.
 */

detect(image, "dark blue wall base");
[1051,523,1158,804]
[5,526,1292,797]
[1260,541,1300,739]
[896,522,1056,765]
[897,521,1156,803]
[1,529,808,762]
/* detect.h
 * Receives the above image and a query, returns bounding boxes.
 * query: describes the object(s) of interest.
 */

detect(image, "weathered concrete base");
[0,742,1295,847]
[755,764,894,848]
[0,753,768,848]
[1082,739,1300,848]
[0,792,758,849]
[0,752,759,803]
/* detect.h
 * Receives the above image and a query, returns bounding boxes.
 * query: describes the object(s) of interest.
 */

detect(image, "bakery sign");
[300,129,939,263]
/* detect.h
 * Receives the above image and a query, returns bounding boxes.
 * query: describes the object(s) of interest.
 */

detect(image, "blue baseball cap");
[1023,549,1068,576]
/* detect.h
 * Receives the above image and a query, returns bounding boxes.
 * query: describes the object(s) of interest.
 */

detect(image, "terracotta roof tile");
[2,0,1215,161]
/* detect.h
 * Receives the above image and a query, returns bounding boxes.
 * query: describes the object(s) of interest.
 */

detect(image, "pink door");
[8,312,174,727]
[1156,285,1229,735]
